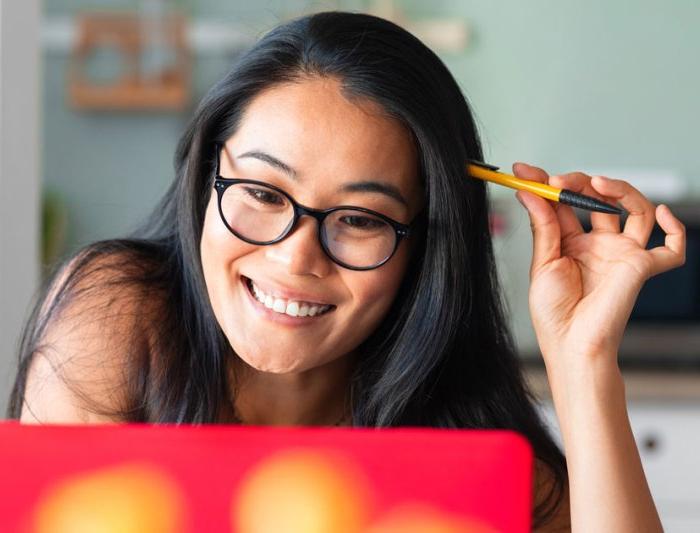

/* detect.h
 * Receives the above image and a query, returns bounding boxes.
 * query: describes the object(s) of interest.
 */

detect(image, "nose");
[264,214,333,277]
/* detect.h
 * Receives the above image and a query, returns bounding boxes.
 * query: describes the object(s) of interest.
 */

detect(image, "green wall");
[42,0,700,258]
[419,0,699,179]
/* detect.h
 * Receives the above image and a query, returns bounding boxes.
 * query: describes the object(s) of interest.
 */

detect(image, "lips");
[241,275,335,308]
[241,276,336,319]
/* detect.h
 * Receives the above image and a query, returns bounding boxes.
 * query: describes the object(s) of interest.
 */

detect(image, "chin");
[237,352,310,374]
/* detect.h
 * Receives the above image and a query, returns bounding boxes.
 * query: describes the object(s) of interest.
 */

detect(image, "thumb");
[516,190,562,273]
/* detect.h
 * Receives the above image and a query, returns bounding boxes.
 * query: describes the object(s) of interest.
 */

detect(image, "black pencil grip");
[559,189,624,215]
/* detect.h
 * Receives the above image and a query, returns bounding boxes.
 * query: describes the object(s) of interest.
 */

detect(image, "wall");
[0,1,41,415]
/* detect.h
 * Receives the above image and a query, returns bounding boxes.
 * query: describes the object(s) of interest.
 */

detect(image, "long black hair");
[8,11,567,527]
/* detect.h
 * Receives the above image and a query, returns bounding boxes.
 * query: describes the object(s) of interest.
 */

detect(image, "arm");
[514,164,685,532]
[549,361,659,532]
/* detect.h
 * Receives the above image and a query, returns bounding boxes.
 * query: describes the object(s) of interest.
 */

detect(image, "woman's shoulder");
[34,239,169,337]
[19,240,169,424]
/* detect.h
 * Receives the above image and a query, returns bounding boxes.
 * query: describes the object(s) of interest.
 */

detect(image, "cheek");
[344,247,411,327]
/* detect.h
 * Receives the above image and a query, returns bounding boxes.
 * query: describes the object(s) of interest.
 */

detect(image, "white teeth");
[248,278,332,318]
[285,301,299,317]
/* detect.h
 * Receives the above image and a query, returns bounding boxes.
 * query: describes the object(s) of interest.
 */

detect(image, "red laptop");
[0,422,532,532]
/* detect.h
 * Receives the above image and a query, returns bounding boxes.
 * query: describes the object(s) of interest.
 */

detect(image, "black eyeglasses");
[212,145,417,270]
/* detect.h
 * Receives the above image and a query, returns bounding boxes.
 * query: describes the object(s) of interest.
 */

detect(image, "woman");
[7,11,684,531]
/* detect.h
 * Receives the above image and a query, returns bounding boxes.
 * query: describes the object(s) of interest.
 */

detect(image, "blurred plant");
[41,188,68,279]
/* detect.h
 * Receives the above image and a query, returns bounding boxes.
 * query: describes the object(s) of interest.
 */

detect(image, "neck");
[229,353,354,427]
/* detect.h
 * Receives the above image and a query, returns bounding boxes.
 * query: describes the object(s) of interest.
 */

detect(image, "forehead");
[227,77,422,211]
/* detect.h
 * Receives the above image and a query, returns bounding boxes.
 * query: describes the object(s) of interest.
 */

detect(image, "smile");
[242,276,336,321]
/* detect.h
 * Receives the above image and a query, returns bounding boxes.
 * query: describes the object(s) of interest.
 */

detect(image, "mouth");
[241,276,336,319]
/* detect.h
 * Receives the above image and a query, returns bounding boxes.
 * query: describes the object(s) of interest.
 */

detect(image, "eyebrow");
[237,149,409,208]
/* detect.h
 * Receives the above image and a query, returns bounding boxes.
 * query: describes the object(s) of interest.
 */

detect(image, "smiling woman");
[7,11,568,530]
[6,10,685,533]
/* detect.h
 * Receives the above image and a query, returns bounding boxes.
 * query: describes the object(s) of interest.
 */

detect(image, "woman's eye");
[340,215,385,230]
[244,187,285,205]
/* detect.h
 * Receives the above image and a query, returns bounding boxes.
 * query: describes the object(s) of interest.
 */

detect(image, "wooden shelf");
[67,12,191,111]
[69,74,189,111]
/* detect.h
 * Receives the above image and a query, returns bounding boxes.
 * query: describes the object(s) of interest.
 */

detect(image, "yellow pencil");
[467,160,625,215]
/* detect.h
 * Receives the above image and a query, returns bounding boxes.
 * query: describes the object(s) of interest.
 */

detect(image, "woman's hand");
[513,163,686,374]
[514,163,684,532]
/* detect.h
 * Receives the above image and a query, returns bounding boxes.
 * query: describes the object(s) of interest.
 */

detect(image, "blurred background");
[0,1,698,529]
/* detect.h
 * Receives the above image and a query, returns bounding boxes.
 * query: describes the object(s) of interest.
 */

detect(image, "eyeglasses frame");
[212,144,414,271]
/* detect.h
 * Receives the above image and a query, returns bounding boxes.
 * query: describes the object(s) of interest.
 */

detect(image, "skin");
[199,76,424,426]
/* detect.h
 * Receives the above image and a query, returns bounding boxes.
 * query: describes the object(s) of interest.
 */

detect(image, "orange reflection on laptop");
[233,448,372,533]
[32,462,187,533]
[366,502,497,533]
[232,448,498,533]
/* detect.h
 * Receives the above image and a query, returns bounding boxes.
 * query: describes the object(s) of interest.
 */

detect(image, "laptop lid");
[0,422,532,532]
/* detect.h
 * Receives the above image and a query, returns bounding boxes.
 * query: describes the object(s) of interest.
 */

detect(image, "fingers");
[550,173,621,234]
[589,175,656,247]
[514,163,584,240]
[648,204,686,277]
[512,162,549,182]
[547,175,588,239]
[515,189,561,274]
[511,163,685,281]
[512,163,562,273]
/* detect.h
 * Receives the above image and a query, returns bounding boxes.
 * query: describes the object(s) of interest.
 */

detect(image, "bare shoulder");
[20,245,164,424]
[532,459,571,532]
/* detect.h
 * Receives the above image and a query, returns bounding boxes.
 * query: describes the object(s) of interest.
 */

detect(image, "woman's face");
[200,77,423,374]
